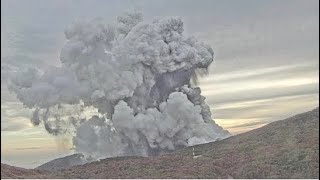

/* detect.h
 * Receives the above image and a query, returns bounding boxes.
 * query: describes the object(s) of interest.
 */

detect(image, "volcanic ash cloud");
[8,11,230,159]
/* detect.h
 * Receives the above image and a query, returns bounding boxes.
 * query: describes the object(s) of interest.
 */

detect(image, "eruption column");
[9,11,230,159]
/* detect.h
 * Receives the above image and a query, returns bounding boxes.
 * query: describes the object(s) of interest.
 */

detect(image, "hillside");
[0,164,53,179]
[35,153,88,171]
[1,107,319,179]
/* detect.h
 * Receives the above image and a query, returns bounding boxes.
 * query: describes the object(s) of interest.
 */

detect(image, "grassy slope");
[1,107,319,179]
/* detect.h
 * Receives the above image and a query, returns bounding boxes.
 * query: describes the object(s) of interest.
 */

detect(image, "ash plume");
[8,11,230,159]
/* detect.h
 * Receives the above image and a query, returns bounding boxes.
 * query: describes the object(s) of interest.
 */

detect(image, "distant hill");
[35,153,88,171]
[2,107,319,179]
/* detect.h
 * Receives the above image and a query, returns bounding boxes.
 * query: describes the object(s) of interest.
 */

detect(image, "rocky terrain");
[1,107,319,179]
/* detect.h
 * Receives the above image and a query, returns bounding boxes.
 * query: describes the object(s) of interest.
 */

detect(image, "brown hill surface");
[1,107,319,179]
[0,163,54,179]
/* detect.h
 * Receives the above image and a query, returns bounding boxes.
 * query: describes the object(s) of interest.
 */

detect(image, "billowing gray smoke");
[8,11,230,159]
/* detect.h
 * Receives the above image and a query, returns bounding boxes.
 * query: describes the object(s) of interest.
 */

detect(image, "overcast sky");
[1,0,319,168]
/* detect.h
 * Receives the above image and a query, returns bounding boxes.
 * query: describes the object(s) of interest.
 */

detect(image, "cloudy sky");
[1,0,319,168]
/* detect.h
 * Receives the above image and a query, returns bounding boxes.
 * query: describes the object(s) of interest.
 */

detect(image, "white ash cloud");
[8,11,230,159]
